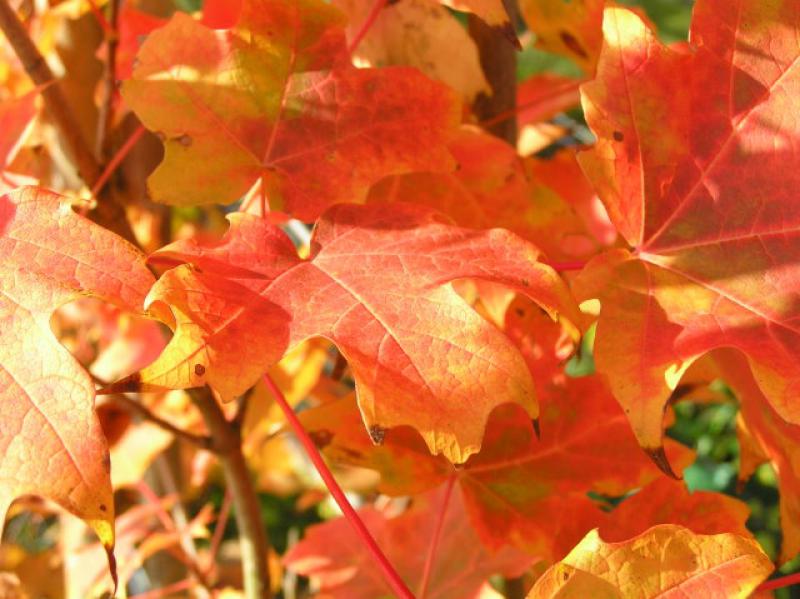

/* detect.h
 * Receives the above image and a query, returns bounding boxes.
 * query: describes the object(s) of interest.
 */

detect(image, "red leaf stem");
[264,373,414,599]
[206,491,233,573]
[347,0,388,55]
[756,571,800,592]
[86,0,114,36]
[91,124,146,198]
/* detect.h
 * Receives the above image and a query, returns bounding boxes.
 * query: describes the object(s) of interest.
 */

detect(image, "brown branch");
[469,0,521,145]
[189,388,271,599]
[0,0,139,245]
[110,394,212,450]
[0,0,101,184]
[96,0,120,158]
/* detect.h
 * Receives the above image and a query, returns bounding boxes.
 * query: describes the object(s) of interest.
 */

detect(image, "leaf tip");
[644,446,681,480]
[368,425,386,446]
[104,545,118,595]
[97,372,142,395]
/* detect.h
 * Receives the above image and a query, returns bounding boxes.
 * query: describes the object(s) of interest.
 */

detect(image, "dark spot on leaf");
[563,571,569,581]
[99,504,107,512]
[515,307,525,317]
[177,133,192,147]
[532,418,541,439]
[194,364,206,376]
[613,130,624,142]
[309,429,333,448]
[559,31,589,60]
[368,425,386,445]
[521,278,530,287]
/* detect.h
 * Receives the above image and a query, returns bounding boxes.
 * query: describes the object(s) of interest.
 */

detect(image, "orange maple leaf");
[0,187,154,566]
[528,524,772,598]
[575,1,800,474]
[122,0,461,220]
[108,203,579,464]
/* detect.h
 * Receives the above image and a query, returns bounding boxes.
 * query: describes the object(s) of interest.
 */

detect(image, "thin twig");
[153,455,213,598]
[91,124,146,197]
[417,476,456,599]
[86,0,113,36]
[206,491,233,573]
[96,0,121,158]
[0,0,138,245]
[110,394,212,449]
[347,0,387,54]
[479,79,582,129]
[264,373,414,599]
[189,388,271,599]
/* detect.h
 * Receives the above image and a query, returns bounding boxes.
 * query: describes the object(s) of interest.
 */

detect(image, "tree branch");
[189,388,271,599]
[0,0,138,245]
[469,0,521,145]
[0,0,101,184]
[110,394,212,449]
[96,0,120,158]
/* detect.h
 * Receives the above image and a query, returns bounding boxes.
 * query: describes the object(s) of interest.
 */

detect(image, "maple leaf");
[283,483,531,599]
[114,6,165,81]
[122,0,460,221]
[527,525,772,598]
[0,91,36,177]
[368,129,613,262]
[300,374,694,561]
[713,349,800,563]
[599,477,752,543]
[0,187,154,563]
[503,294,576,398]
[108,202,579,464]
[335,0,490,102]
[574,2,800,473]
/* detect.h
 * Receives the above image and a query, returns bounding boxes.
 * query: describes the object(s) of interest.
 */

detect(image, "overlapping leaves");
[123,0,461,220]
[111,202,579,464]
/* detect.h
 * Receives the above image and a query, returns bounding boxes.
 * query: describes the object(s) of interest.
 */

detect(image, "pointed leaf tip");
[644,446,681,480]
[532,418,541,439]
